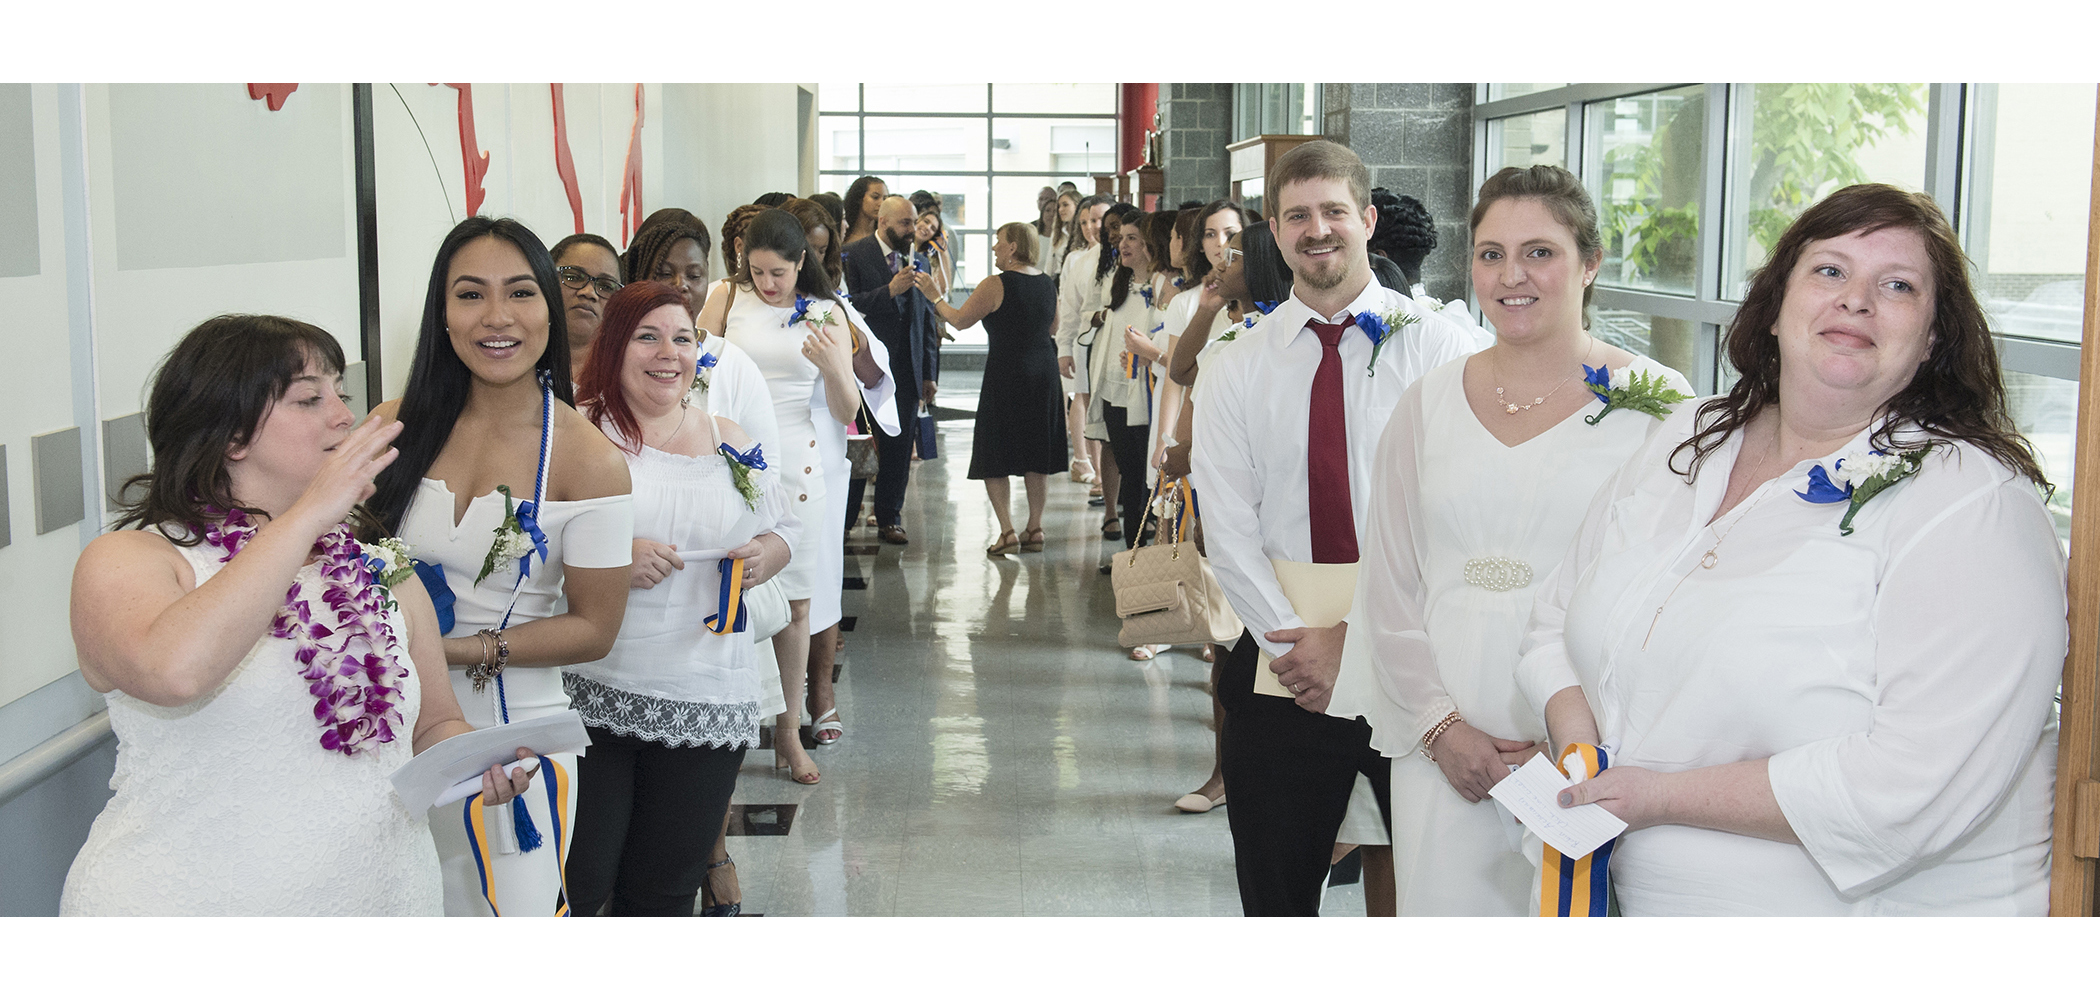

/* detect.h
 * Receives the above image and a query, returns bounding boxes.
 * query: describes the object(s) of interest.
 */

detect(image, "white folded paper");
[1489,752,1628,859]
[389,710,592,814]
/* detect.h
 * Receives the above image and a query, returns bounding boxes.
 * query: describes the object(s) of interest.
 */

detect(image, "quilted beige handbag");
[1112,478,1243,648]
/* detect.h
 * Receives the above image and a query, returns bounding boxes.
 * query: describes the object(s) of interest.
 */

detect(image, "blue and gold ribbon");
[704,557,749,635]
[1540,743,1614,917]
[461,755,573,917]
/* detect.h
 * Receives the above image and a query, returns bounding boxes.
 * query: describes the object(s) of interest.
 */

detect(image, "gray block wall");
[1323,83,1475,305]
[1157,83,1232,211]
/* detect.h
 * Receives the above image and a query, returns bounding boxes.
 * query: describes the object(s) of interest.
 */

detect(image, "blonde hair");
[997,221,1040,267]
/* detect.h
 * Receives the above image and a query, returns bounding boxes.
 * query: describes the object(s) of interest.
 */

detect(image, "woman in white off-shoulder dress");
[63,315,535,916]
[367,217,635,917]
[1332,166,1690,915]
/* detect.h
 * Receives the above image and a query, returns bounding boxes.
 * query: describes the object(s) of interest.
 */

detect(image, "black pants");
[1216,631,1392,916]
[565,726,747,917]
[1101,404,1150,547]
[872,403,919,529]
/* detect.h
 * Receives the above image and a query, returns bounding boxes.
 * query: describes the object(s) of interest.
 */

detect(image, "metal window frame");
[820,84,1119,291]
[1472,82,2075,387]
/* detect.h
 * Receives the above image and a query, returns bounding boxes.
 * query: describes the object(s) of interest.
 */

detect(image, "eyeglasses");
[1223,247,1244,265]
[556,266,623,297]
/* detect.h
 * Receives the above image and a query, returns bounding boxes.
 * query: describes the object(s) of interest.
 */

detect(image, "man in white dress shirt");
[1190,140,1489,915]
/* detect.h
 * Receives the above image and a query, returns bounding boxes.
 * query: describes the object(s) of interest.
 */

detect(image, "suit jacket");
[841,234,940,405]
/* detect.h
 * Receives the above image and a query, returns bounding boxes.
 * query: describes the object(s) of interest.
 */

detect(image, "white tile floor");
[721,403,1369,916]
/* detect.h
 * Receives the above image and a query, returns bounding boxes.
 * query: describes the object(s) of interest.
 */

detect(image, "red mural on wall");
[246,83,298,111]
[618,84,645,246]
[435,83,490,218]
[550,85,585,235]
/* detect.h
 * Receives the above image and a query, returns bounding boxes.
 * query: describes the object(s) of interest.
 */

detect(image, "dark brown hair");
[1142,211,1179,279]
[780,197,844,285]
[1470,165,1603,321]
[115,315,369,540]
[1184,199,1246,286]
[576,281,691,454]
[713,204,765,279]
[1670,183,2048,489]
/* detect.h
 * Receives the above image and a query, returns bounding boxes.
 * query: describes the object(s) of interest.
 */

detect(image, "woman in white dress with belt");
[368,218,635,918]
[64,316,535,916]
[1337,166,1691,915]
[1518,184,2063,915]
[698,208,871,786]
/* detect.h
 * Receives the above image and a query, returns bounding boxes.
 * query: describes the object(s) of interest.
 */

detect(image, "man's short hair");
[1266,139,1372,215]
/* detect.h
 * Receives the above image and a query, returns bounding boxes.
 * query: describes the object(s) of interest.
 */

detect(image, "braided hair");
[1369,187,1437,287]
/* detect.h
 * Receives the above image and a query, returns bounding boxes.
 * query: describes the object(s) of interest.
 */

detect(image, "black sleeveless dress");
[969,270,1069,479]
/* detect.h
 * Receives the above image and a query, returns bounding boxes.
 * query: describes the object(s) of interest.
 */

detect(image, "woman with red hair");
[563,280,799,917]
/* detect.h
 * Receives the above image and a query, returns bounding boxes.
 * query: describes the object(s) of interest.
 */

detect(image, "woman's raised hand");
[629,538,685,590]
[800,318,854,379]
[287,417,403,534]
[911,270,939,298]
[1431,721,1538,804]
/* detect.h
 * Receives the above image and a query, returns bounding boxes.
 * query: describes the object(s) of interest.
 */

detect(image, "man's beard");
[1295,239,1354,290]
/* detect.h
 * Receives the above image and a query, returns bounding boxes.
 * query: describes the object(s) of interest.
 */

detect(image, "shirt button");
[804,466,813,474]
[809,439,817,447]
[799,493,808,501]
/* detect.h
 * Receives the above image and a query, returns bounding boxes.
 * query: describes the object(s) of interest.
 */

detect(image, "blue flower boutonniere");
[720,442,768,511]
[1795,445,1933,536]
[476,486,549,585]
[1140,285,1154,308]
[691,351,719,396]
[1352,309,1418,377]
[1582,364,1692,425]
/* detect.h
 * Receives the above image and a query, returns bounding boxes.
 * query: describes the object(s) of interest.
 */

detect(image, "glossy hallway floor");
[718,396,1371,917]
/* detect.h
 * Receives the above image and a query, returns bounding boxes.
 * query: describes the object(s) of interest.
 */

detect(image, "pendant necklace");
[1494,336,1597,415]
[643,400,691,451]
[1640,487,1771,650]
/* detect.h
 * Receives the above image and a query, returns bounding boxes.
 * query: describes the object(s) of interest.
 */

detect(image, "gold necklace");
[642,399,691,450]
[1640,488,1771,650]
[1493,337,1597,415]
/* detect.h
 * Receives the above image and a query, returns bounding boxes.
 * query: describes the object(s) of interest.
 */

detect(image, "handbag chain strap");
[1126,476,1194,568]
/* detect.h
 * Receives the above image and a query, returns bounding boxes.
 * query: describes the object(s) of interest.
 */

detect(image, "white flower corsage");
[1795,445,1934,536]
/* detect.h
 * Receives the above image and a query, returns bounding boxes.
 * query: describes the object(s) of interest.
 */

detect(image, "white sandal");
[811,707,844,746]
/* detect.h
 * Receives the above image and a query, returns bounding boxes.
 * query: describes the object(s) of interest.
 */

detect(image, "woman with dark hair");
[62,316,538,916]
[551,232,624,381]
[780,196,899,748]
[809,191,846,234]
[915,206,955,342]
[1163,199,1251,389]
[696,208,867,785]
[367,216,634,918]
[564,281,797,917]
[1517,183,2062,916]
[1083,212,1160,589]
[1037,186,1074,268]
[842,175,888,246]
[918,221,1065,555]
[718,204,766,279]
[1369,188,1438,291]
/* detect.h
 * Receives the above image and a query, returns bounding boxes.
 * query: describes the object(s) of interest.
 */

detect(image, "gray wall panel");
[107,83,347,271]
[0,83,39,278]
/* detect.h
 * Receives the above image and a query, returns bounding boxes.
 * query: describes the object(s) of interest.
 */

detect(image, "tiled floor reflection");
[725,410,1368,917]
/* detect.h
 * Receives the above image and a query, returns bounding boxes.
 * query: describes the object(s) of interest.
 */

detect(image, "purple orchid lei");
[203,508,412,756]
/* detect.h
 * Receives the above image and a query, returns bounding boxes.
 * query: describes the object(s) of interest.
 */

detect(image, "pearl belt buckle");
[1463,557,1533,593]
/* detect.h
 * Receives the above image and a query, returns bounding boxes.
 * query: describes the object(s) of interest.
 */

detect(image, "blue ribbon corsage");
[1794,445,1933,536]
[410,559,457,634]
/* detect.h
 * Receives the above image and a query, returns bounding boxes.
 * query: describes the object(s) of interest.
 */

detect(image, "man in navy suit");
[841,195,940,544]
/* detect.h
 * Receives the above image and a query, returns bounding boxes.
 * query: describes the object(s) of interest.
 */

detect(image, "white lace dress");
[398,479,633,917]
[563,418,796,747]
[61,529,442,916]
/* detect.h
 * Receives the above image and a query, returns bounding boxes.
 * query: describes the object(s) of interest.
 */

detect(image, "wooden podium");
[1125,165,1163,211]
[1228,133,1322,217]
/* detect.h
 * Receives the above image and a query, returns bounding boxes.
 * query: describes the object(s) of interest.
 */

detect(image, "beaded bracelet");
[1420,711,1463,763]
[465,627,508,693]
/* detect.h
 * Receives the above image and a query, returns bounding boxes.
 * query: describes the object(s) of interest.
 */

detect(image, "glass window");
[864,83,985,114]
[1233,83,1319,141]
[1978,83,2097,344]
[1586,85,1706,296]
[994,84,1115,115]
[1590,308,1715,394]
[818,83,859,114]
[881,174,987,231]
[2005,370,2077,543]
[990,176,1088,233]
[1725,83,1929,297]
[858,117,989,173]
[1487,107,1566,172]
[1489,83,1565,100]
[991,117,1115,176]
[818,114,860,172]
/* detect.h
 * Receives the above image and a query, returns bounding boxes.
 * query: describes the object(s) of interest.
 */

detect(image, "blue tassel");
[511,795,543,853]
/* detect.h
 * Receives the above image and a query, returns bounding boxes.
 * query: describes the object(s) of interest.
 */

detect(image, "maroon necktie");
[1305,318,1358,563]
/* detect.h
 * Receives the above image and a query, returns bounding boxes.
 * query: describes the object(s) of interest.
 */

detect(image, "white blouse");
[1516,406,2065,915]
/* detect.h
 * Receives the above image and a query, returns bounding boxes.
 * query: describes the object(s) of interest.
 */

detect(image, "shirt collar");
[876,231,905,257]
[1276,279,1390,350]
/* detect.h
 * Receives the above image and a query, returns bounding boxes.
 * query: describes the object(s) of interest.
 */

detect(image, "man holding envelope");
[1190,141,1487,915]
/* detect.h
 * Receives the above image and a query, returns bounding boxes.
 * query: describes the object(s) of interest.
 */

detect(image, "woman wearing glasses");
[553,234,624,382]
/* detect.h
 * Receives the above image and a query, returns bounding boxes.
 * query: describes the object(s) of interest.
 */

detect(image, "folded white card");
[1489,752,1628,859]
[1253,559,1358,698]
[389,710,592,814]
